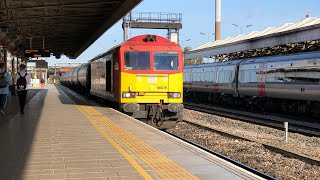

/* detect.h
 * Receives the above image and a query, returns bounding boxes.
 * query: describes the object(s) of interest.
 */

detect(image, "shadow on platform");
[0,89,47,180]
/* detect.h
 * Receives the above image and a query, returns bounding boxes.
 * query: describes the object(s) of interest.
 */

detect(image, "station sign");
[24,49,50,58]
[35,61,48,69]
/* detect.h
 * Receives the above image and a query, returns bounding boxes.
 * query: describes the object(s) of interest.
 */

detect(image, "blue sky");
[47,0,320,65]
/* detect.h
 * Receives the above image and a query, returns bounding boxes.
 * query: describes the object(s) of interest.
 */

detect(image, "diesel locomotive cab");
[119,35,184,128]
[121,51,183,112]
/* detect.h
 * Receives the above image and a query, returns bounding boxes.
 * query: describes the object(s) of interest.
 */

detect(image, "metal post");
[29,38,32,49]
[284,122,288,142]
[16,57,20,72]
[45,69,47,84]
[3,49,7,71]
[42,37,45,49]
[11,56,14,76]
[200,32,210,42]
[123,22,130,41]
[54,62,56,84]
[11,56,16,95]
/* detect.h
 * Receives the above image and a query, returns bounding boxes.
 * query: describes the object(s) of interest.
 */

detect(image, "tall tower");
[215,0,221,40]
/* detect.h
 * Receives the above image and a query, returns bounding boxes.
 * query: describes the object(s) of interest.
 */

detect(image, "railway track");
[167,119,320,179]
[184,102,320,137]
[165,130,277,180]
[181,119,320,166]
[182,102,320,166]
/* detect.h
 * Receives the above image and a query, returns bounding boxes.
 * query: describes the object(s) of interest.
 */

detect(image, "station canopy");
[0,0,142,59]
[186,17,320,61]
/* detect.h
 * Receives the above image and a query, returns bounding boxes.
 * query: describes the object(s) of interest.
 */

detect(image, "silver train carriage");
[184,51,320,114]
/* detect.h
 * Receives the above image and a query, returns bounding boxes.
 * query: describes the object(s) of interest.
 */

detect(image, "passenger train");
[60,34,184,128]
[184,51,320,115]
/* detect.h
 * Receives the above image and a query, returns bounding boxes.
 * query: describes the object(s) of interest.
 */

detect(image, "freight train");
[60,34,184,128]
[184,51,320,115]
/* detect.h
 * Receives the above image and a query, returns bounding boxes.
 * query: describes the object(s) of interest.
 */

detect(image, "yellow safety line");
[78,105,199,180]
[75,105,153,180]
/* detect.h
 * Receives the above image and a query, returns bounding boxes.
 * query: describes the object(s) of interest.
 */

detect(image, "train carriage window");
[251,70,258,83]
[192,73,197,82]
[184,72,190,82]
[205,71,210,82]
[289,68,320,84]
[241,69,257,83]
[238,70,244,83]
[209,70,215,82]
[226,70,232,83]
[228,70,233,83]
[218,71,225,83]
[124,52,150,70]
[201,72,205,82]
[196,72,201,81]
[154,52,179,70]
[243,71,249,83]
[266,69,276,83]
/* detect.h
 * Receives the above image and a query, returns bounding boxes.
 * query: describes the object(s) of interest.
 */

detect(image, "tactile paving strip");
[77,105,198,180]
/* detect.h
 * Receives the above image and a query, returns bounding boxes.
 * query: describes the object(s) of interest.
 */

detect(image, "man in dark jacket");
[15,64,31,114]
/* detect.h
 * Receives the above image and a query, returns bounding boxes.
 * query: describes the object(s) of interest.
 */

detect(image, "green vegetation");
[183,47,203,66]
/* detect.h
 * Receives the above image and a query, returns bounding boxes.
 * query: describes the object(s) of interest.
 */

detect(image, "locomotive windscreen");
[124,52,150,70]
[154,52,179,70]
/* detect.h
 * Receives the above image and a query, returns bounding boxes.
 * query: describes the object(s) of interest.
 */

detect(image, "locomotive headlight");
[144,34,157,42]
[168,92,181,98]
[122,92,136,98]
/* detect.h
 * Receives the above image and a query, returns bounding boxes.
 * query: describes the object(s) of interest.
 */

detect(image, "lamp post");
[181,38,191,50]
[232,24,252,34]
[200,32,215,42]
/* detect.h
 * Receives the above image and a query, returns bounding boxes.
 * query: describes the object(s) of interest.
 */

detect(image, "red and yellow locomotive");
[61,34,184,128]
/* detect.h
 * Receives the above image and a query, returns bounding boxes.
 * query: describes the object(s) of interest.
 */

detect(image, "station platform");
[0,84,264,180]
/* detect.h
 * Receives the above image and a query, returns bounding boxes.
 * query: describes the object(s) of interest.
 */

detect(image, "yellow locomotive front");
[116,35,183,128]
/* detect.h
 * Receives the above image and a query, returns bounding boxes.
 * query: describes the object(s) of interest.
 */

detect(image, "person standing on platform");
[40,78,45,89]
[15,64,31,114]
[0,63,12,116]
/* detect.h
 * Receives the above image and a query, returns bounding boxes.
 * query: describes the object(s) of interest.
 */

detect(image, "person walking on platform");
[15,64,31,114]
[0,63,12,116]
[40,78,45,89]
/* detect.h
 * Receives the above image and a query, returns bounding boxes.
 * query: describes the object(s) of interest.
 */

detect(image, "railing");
[123,12,182,24]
